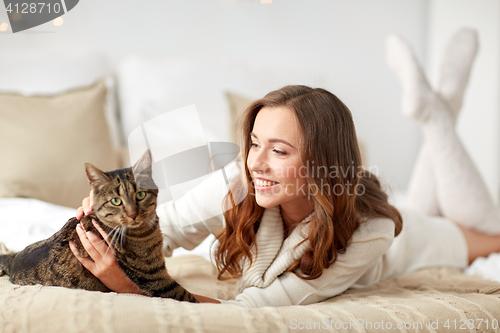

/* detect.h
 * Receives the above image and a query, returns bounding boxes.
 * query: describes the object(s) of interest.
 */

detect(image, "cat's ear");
[85,163,110,187]
[132,150,153,178]
[132,150,157,190]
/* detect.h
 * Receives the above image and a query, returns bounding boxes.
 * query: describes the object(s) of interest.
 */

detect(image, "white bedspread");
[0,198,73,251]
[464,252,500,283]
[0,197,214,261]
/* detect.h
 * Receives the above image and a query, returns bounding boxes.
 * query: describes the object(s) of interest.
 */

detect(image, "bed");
[1,246,500,332]
[1,183,500,333]
[1,50,500,333]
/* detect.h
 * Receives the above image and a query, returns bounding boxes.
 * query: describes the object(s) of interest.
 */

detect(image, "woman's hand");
[76,190,94,220]
[69,219,144,295]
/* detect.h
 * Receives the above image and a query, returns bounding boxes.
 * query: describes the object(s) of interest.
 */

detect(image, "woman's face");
[247,106,311,212]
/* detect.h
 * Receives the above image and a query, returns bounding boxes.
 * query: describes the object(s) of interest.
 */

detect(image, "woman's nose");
[248,150,269,173]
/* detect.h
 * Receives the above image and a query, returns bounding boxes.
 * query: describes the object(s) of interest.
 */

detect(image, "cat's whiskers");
[109,225,120,239]
[104,226,121,257]
[145,215,156,227]
[119,225,126,249]
[98,225,119,246]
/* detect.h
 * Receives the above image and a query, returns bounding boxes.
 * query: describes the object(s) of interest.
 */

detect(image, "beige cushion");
[0,80,120,208]
[225,91,253,146]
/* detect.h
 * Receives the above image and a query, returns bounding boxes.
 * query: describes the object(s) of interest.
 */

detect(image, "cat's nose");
[127,211,137,219]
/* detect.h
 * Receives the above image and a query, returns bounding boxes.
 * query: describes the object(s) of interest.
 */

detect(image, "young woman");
[74,32,500,307]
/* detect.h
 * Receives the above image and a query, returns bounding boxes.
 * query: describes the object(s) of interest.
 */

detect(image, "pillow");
[0,79,120,208]
[118,56,240,146]
[0,50,122,150]
[117,55,327,146]
[225,91,253,145]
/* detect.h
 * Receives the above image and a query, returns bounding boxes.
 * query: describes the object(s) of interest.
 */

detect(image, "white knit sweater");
[157,160,468,308]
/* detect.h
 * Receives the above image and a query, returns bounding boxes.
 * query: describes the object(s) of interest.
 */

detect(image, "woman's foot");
[387,34,458,126]
[438,28,479,120]
[386,35,435,123]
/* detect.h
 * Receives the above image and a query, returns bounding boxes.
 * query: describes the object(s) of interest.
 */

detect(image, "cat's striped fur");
[0,151,198,303]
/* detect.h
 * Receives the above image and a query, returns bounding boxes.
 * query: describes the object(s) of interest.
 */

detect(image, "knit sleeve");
[231,218,396,307]
[157,157,245,257]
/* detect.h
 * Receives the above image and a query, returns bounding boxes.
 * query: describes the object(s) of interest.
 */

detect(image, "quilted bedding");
[1,249,499,333]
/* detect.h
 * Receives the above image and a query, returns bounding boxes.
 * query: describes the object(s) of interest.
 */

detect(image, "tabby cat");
[0,151,198,303]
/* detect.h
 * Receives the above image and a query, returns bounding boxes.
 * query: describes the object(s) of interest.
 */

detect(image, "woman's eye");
[251,142,285,155]
[136,191,146,200]
[111,198,122,206]
[273,149,286,155]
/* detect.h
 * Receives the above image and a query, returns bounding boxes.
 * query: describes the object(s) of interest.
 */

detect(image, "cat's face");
[85,151,159,229]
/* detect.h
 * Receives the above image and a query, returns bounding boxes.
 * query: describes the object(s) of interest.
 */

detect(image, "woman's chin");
[255,196,280,209]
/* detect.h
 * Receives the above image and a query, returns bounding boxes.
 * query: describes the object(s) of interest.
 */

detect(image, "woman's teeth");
[255,179,279,187]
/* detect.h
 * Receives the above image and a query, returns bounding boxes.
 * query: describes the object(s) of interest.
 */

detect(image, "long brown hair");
[215,85,402,280]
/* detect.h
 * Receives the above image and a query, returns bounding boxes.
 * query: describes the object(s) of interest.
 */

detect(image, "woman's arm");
[157,158,244,257]
[192,294,221,304]
[69,219,145,294]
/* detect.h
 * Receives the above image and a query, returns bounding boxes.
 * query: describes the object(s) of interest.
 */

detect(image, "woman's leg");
[454,222,500,264]
[402,29,478,217]
[405,144,440,216]
[386,32,500,236]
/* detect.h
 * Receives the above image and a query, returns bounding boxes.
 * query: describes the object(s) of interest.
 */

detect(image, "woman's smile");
[247,106,312,214]
[253,179,280,190]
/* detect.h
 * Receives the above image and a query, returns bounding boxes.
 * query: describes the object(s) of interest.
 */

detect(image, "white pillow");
[118,56,234,144]
[117,54,328,146]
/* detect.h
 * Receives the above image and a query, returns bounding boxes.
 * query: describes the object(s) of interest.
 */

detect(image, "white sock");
[386,35,434,123]
[438,28,479,119]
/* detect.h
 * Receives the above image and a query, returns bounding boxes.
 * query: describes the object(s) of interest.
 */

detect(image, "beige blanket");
[1,252,500,333]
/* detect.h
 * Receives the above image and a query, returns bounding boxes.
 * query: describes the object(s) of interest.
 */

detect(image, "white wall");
[427,0,500,202]
[1,0,430,192]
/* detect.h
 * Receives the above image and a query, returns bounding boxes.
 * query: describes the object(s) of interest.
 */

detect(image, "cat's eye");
[111,198,122,206]
[136,191,146,200]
